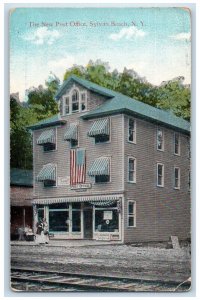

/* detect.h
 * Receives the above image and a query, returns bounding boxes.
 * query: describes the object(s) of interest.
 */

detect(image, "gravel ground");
[10,242,191,284]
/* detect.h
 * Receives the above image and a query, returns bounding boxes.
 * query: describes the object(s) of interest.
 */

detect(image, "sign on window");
[103,211,113,220]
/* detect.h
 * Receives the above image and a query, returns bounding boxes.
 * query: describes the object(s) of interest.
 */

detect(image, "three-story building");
[29,75,190,243]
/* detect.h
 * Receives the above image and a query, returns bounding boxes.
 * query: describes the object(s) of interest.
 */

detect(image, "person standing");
[42,218,49,244]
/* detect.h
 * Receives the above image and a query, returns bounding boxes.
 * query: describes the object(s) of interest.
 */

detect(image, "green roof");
[55,75,114,99]
[56,75,190,133]
[30,75,190,133]
[10,168,33,187]
[28,114,66,130]
[82,94,190,133]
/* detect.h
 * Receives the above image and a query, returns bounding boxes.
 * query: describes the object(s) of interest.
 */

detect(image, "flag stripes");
[70,149,86,185]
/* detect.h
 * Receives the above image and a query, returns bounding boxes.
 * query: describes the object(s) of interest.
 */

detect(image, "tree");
[10,73,60,169]
[156,77,191,121]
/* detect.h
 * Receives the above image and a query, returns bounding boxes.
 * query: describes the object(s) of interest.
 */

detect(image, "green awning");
[88,118,109,137]
[37,164,56,182]
[88,157,110,176]
[64,123,78,141]
[37,129,55,145]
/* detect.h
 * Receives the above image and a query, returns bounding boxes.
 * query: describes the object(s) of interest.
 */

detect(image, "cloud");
[47,55,75,78]
[22,27,61,45]
[169,32,191,42]
[109,26,147,41]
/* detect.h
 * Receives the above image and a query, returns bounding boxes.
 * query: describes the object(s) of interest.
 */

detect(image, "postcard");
[10,6,191,292]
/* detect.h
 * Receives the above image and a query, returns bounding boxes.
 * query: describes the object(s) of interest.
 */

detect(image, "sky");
[10,7,191,101]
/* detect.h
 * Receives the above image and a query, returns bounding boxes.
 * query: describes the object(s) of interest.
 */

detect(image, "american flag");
[70,148,86,185]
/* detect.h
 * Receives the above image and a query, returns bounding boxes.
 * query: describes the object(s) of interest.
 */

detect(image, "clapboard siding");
[33,92,124,199]
[123,115,190,242]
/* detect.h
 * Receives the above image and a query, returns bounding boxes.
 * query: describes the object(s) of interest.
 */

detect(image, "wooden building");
[29,75,190,243]
[10,168,33,239]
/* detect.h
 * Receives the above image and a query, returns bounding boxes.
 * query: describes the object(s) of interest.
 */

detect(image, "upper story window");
[174,133,180,155]
[63,96,70,115]
[88,118,110,144]
[81,92,87,111]
[64,123,78,148]
[127,200,136,227]
[37,163,57,188]
[128,157,136,183]
[61,88,87,116]
[72,90,79,112]
[88,157,110,184]
[157,128,164,151]
[36,129,56,152]
[128,118,136,143]
[174,167,180,189]
[157,163,164,187]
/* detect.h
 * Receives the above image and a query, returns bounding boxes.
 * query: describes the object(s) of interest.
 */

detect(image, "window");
[72,90,79,112]
[94,203,119,233]
[157,163,164,187]
[127,201,136,227]
[43,143,56,152]
[44,179,56,187]
[70,139,78,148]
[95,175,110,183]
[128,157,136,183]
[174,167,180,189]
[174,133,180,155]
[95,135,109,144]
[81,92,87,111]
[157,128,164,151]
[128,118,136,143]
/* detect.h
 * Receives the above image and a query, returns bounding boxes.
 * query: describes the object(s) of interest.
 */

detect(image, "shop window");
[128,118,136,143]
[127,201,136,227]
[157,128,164,151]
[95,175,110,183]
[95,209,119,232]
[49,210,69,232]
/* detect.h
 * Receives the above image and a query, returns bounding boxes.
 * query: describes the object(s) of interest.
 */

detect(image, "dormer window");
[72,90,79,112]
[61,88,87,116]
[81,92,87,111]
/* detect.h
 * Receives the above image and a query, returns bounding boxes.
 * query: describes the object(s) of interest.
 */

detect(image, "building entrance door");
[83,209,93,239]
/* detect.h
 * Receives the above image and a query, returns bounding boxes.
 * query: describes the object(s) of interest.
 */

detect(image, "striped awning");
[64,123,78,141]
[88,119,109,137]
[37,129,55,145]
[37,164,56,182]
[33,194,121,205]
[88,157,110,176]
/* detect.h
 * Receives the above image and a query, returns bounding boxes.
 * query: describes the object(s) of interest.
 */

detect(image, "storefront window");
[95,209,119,232]
[37,207,44,221]
[49,210,69,232]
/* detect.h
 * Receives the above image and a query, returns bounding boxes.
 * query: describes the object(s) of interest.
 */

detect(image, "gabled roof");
[55,75,190,133]
[55,75,114,100]
[27,114,66,130]
[10,168,33,187]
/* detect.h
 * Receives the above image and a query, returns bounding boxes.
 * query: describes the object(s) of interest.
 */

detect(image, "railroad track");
[11,267,190,292]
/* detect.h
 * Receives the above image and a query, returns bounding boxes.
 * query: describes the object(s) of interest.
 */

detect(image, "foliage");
[63,60,190,119]
[10,74,60,169]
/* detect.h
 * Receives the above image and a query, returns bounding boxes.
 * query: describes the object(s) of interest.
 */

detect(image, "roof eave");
[27,120,66,131]
[82,108,190,134]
